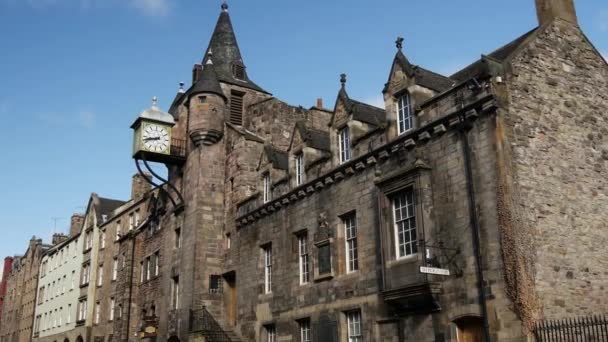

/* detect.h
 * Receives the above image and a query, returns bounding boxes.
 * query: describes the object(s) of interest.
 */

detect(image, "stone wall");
[504,19,608,320]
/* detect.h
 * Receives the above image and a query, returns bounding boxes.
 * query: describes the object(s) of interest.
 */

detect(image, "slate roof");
[264,145,288,170]
[202,6,269,94]
[336,88,387,128]
[184,63,227,102]
[97,197,127,223]
[390,51,454,92]
[451,27,539,82]
[295,121,330,152]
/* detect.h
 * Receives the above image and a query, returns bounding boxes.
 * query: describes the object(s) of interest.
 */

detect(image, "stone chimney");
[131,173,152,200]
[69,214,85,237]
[52,233,69,246]
[535,0,578,26]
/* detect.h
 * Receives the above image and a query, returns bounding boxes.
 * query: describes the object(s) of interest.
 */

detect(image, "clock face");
[142,124,170,153]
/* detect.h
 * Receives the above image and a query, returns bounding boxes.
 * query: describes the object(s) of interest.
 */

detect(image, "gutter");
[458,113,492,341]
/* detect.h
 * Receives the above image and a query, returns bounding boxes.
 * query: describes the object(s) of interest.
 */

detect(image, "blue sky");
[0,0,606,260]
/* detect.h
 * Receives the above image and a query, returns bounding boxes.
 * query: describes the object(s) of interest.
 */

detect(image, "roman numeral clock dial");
[142,124,170,153]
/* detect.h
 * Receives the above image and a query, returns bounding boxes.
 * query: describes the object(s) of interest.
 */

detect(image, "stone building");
[0,237,49,342]
[123,0,607,341]
[0,257,14,323]
[89,174,151,342]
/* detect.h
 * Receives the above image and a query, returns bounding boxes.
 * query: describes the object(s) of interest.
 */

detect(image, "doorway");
[223,271,237,326]
[453,316,484,342]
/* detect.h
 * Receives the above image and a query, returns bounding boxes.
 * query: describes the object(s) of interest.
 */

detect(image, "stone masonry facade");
[1,1,607,342]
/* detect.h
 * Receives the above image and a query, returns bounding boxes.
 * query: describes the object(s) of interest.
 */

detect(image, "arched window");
[396,92,414,135]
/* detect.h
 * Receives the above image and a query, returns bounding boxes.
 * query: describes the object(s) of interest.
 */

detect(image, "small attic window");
[232,63,245,80]
[396,92,414,135]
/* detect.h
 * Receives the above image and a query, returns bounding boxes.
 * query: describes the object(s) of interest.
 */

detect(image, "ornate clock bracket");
[135,156,185,214]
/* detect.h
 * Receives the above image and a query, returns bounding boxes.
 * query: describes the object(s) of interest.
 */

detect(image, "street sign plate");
[419,266,450,276]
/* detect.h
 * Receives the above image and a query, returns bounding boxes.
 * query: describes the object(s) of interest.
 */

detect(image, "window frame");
[391,188,418,259]
[263,173,272,204]
[339,126,351,164]
[396,92,414,135]
[299,318,311,342]
[263,245,272,294]
[298,234,310,285]
[346,310,363,342]
[295,153,305,186]
[343,213,359,273]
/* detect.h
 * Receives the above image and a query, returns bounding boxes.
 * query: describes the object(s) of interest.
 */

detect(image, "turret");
[186,59,227,146]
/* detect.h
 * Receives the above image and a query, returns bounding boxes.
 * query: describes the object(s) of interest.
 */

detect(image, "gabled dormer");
[330,74,386,166]
[255,145,288,204]
[287,121,331,187]
[383,37,454,140]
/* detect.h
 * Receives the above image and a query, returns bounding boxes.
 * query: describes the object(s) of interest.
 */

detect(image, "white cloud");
[79,111,95,128]
[362,94,385,109]
[130,0,169,16]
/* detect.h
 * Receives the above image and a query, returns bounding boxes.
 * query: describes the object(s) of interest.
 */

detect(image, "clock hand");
[144,137,161,141]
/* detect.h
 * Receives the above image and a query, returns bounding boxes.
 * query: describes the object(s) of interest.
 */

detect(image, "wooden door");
[224,273,237,326]
[455,317,484,342]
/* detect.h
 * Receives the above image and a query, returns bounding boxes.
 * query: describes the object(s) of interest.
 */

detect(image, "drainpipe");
[458,113,491,342]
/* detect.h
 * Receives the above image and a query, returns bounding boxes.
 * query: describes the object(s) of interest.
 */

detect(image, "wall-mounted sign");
[420,266,450,276]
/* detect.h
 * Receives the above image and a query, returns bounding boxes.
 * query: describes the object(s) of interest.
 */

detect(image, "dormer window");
[263,173,272,203]
[339,126,351,164]
[295,153,304,186]
[396,92,414,135]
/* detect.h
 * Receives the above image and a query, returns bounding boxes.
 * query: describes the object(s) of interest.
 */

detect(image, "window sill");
[386,255,419,268]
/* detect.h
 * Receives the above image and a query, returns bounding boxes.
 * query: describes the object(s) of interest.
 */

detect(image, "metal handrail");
[189,307,233,342]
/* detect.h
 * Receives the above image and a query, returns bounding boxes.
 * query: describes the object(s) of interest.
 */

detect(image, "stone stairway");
[216,319,244,342]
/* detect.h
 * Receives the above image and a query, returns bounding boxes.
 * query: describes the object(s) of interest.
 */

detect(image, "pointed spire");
[200,3,268,94]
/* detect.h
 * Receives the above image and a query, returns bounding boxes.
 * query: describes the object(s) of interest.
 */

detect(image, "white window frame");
[109,298,115,321]
[295,153,305,186]
[115,221,122,241]
[175,228,182,249]
[97,265,104,287]
[100,230,106,249]
[265,325,276,342]
[392,189,418,259]
[112,258,118,281]
[339,126,351,164]
[94,302,101,324]
[344,214,359,273]
[347,310,363,342]
[171,277,180,309]
[263,246,272,294]
[263,174,272,203]
[134,209,140,227]
[396,92,414,135]
[129,213,134,230]
[298,235,309,285]
[154,252,160,277]
[299,319,311,342]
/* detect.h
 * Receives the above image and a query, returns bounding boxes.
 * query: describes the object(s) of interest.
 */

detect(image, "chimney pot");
[316,98,323,108]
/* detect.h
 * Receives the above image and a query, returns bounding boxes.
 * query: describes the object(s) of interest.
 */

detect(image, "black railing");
[189,307,233,342]
[534,315,608,341]
[171,138,187,158]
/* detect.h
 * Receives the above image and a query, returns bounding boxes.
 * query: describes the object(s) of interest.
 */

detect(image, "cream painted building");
[32,234,82,341]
